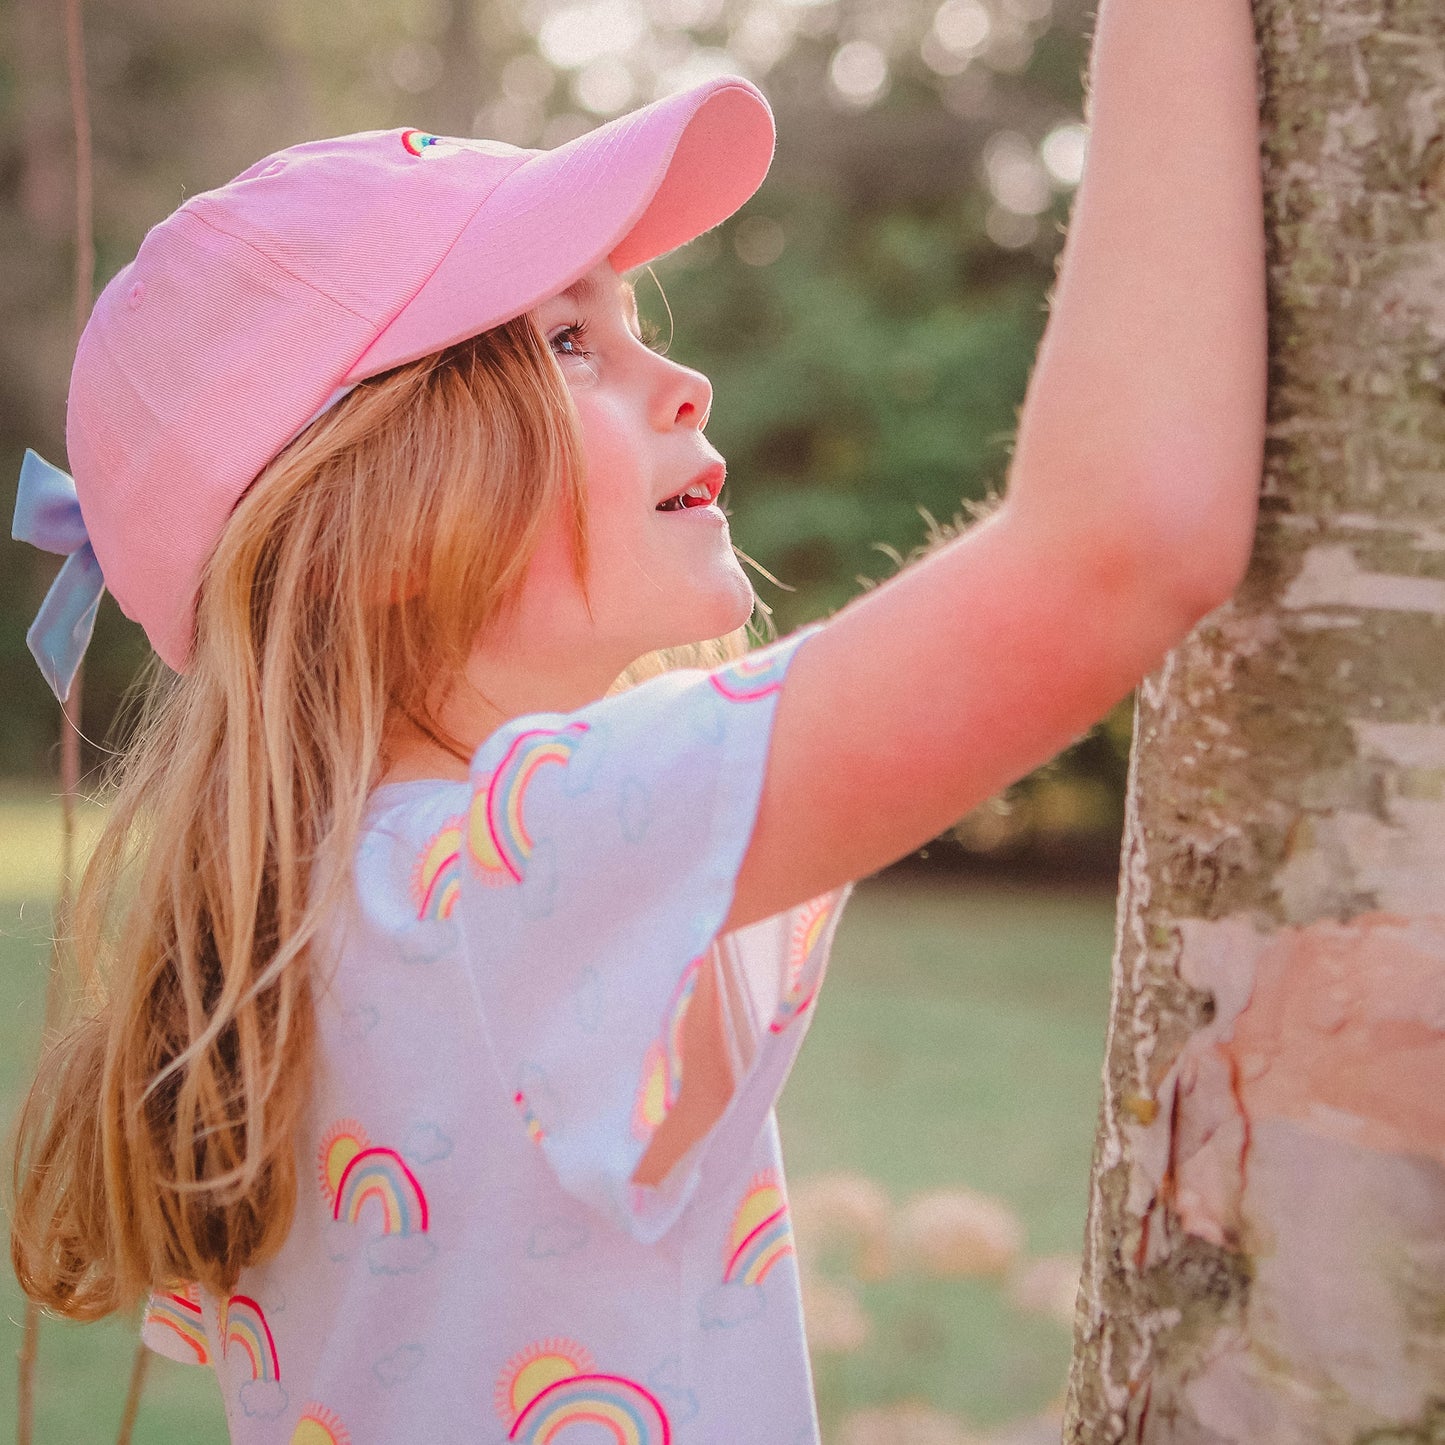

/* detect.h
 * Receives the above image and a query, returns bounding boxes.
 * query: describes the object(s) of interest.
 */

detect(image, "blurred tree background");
[1,0,1129,869]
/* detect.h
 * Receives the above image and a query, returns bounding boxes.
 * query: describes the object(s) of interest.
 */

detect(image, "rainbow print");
[333,1146,429,1235]
[143,1284,209,1365]
[410,815,464,921]
[513,1089,545,1145]
[468,723,590,885]
[290,1405,350,1445]
[631,958,702,1139]
[723,1172,795,1286]
[496,1339,670,1443]
[708,645,791,703]
[770,890,842,1033]
[223,1294,279,1383]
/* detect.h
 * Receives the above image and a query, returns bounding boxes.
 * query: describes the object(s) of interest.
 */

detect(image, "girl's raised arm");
[721,0,1267,934]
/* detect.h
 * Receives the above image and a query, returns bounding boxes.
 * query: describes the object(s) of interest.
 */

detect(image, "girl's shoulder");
[357,624,824,883]
[342,622,826,958]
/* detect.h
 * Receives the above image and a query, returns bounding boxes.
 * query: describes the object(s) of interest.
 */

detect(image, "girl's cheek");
[571,399,639,505]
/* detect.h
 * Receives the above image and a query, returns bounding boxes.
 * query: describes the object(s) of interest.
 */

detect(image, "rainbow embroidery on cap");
[468,722,590,885]
[632,956,703,1139]
[143,1283,210,1364]
[495,1339,671,1443]
[411,815,464,921]
[723,1171,795,1286]
[770,889,843,1033]
[400,129,521,160]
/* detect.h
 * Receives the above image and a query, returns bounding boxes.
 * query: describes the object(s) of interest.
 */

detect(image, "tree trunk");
[1064,0,1445,1440]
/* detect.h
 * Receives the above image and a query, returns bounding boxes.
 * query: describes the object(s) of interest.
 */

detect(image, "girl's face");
[487,261,754,685]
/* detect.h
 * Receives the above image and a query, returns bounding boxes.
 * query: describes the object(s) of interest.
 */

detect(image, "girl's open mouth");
[656,463,725,512]
[656,486,717,512]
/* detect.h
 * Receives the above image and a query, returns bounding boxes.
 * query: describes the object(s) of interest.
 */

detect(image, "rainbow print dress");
[141,624,852,1443]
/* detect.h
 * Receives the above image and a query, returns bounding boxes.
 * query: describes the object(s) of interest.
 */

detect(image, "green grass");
[0,798,1116,1441]
[777,878,1116,1434]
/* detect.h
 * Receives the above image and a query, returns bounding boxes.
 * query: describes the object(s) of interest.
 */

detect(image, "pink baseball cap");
[15,75,774,693]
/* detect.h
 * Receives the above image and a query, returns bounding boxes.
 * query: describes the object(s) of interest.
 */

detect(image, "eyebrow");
[556,273,641,330]
[558,273,633,305]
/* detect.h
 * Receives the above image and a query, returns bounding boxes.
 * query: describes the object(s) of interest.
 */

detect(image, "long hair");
[10,313,754,1318]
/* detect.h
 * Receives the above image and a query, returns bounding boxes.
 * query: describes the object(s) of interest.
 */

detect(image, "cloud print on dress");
[618,776,651,843]
[373,1343,424,1388]
[647,1356,699,1425]
[402,1122,453,1165]
[698,1281,765,1329]
[239,1381,289,1419]
[572,966,603,1034]
[395,915,456,965]
[366,1233,437,1275]
[337,1003,379,1041]
[526,1218,589,1259]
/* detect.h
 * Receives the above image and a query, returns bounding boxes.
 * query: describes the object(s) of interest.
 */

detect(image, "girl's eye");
[547,315,666,361]
[548,321,593,361]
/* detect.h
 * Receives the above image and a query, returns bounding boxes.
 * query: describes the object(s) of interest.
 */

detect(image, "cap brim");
[346,76,774,382]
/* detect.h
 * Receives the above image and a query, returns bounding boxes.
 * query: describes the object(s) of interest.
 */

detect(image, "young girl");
[10,7,1267,1438]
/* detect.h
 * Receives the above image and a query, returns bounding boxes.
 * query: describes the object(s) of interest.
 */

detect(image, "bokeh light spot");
[1041,122,1088,188]
[829,40,889,107]
[538,0,647,69]
[734,215,787,267]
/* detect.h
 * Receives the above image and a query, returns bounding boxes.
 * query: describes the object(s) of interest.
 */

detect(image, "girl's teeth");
[659,484,713,511]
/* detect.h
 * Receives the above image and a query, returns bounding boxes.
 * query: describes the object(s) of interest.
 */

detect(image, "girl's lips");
[656,461,726,511]
[658,500,726,520]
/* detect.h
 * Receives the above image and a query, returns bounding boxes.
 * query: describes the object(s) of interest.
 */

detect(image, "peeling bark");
[1064,0,1445,1439]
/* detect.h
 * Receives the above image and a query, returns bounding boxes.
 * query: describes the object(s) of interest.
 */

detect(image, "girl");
[10,4,1267,1438]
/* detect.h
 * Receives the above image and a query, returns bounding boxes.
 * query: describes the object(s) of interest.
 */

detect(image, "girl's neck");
[378,706,474,787]
[377,644,634,789]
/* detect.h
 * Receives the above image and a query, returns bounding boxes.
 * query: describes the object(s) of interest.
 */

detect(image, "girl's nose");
[651,356,713,433]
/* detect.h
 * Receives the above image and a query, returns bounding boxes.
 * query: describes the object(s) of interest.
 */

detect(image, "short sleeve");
[450,622,847,1241]
[140,1284,212,1366]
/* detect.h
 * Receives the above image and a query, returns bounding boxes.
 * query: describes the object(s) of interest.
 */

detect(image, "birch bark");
[1064,0,1445,1439]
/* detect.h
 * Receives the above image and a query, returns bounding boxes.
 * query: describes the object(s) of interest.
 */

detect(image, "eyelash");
[548,316,666,362]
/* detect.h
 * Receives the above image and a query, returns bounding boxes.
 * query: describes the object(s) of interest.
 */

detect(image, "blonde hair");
[10,313,755,1318]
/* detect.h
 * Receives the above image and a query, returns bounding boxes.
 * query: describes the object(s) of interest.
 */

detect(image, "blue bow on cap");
[11,448,105,703]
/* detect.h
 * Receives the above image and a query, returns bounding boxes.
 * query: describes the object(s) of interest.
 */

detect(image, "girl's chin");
[701,576,760,638]
[646,588,757,654]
